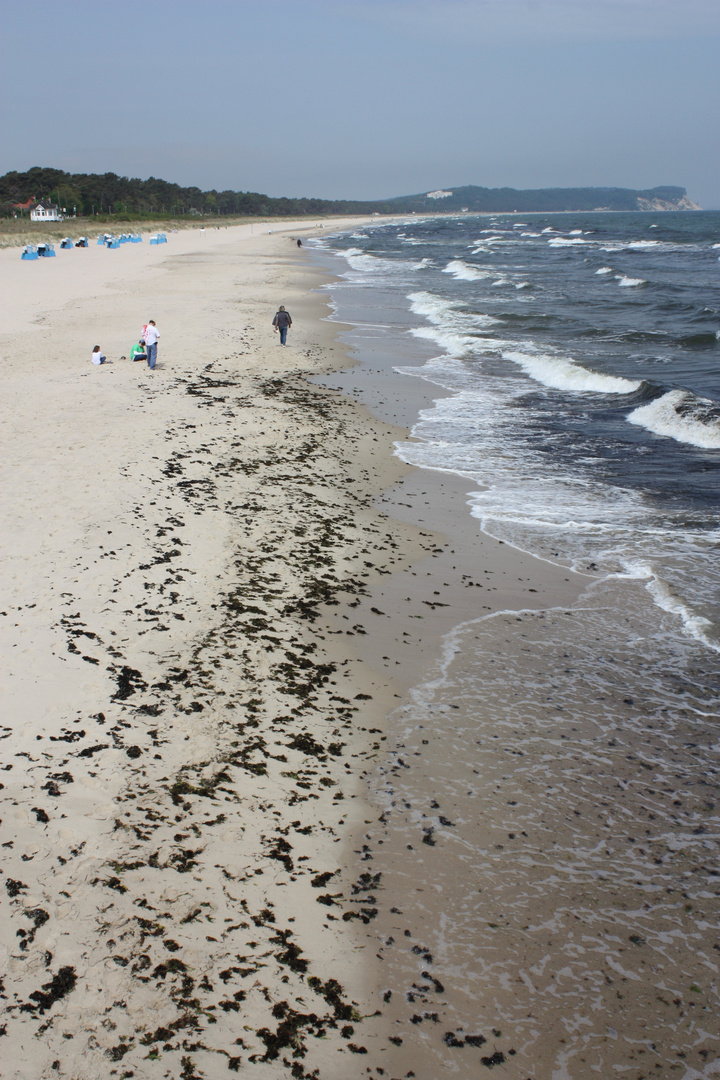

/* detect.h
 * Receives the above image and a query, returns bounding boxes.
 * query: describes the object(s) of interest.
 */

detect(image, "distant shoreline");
[0,204,710,250]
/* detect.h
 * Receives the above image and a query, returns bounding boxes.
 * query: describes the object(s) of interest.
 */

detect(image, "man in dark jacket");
[272,306,292,346]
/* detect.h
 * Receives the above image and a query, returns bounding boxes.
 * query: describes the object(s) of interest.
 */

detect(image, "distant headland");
[0,166,701,220]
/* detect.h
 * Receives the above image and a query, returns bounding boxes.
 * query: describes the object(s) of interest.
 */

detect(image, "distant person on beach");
[143,320,160,369]
[91,345,109,365]
[130,340,147,363]
[272,306,292,346]
[297,239,302,247]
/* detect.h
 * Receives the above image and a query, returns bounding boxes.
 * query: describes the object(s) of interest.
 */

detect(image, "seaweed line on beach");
[1,353,434,1080]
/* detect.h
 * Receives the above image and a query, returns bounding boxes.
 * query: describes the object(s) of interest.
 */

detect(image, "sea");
[310,212,720,1077]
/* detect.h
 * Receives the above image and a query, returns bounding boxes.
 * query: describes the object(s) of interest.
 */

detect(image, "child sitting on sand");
[129,340,147,362]
[91,345,110,365]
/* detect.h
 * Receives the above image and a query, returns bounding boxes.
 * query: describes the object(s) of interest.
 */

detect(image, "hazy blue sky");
[2,0,719,206]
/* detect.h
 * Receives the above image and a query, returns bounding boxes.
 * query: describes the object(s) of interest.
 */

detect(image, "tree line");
[0,166,693,220]
[0,166,379,219]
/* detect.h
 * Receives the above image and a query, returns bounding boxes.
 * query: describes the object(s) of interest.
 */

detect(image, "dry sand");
[1,218,591,1080]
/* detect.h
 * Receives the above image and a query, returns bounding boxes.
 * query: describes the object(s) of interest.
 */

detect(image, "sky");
[1,0,719,207]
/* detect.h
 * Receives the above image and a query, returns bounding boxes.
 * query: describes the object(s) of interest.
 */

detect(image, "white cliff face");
[637,195,702,211]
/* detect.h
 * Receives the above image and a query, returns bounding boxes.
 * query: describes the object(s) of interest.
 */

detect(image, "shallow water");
[369,579,719,1075]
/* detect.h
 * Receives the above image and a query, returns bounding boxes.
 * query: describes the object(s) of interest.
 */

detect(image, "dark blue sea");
[310,212,720,1076]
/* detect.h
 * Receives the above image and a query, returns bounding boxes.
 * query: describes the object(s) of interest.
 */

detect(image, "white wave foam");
[521,232,541,237]
[443,259,494,281]
[619,561,718,652]
[548,237,590,246]
[601,240,661,252]
[411,293,502,328]
[596,266,614,275]
[616,275,646,287]
[335,245,414,279]
[410,325,477,357]
[504,350,642,394]
[648,580,717,649]
[628,390,720,449]
[407,290,457,321]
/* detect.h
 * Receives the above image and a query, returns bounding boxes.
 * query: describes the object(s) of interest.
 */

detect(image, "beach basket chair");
[75,237,88,247]
[59,237,73,249]
[21,244,39,260]
[37,243,56,257]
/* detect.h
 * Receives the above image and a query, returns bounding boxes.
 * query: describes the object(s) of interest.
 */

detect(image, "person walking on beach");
[272,306,292,346]
[143,320,160,369]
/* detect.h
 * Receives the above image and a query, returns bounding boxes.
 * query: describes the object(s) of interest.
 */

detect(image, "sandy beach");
[3,218,715,1080]
[0,217,427,1079]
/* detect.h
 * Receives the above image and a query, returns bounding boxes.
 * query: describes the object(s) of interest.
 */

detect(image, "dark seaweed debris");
[20,967,76,1014]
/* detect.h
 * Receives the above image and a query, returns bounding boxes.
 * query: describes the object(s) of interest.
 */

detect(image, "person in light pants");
[144,320,160,369]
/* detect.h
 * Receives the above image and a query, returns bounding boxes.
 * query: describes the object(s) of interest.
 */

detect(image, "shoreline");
[0,213,589,1077]
[6,202,707,250]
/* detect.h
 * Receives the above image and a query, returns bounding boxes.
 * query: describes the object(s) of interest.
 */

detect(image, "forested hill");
[0,167,700,218]
[386,184,700,213]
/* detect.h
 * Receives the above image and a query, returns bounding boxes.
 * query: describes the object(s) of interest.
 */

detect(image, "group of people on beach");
[92,305,292,368]
[91,320,159,369]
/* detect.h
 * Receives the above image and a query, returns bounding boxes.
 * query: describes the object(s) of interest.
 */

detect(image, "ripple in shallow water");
[370,579,720,1078]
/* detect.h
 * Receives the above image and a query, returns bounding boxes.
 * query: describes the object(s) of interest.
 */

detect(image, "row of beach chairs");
[21,233,167,259]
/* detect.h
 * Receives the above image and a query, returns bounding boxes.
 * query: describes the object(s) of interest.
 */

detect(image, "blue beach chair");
[37,243,56,257]
[59,237,73,249]
[21,244,38,260]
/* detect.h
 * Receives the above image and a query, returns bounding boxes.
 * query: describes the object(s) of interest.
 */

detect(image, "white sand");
[1,219,429,1079]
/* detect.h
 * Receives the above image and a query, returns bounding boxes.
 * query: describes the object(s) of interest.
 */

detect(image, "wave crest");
[628,390,720,449]
[504,350,642,395]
